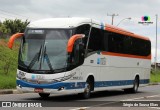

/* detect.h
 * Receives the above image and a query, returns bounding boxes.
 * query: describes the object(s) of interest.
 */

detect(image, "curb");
[149,83,160,85]
[0,89,22,95]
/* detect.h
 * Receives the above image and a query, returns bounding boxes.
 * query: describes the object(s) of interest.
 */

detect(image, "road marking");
[122,94,160,101]
[70,107,90,110]
[149,107,160,110]
[69,101,119,110]
[70,94,160,110]
[122,100,160,101]
[122,96,145,101]
[89,101,119,107]
[147,95,160,98]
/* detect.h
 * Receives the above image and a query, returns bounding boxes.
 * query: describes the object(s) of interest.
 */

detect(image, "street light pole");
[116,17,131,26]
[107,13,119,25]
[155,14,158,71]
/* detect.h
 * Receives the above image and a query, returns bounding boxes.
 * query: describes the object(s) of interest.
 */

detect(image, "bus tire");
[124,76,139,93]
[82,79,91,99]
[39,93,50,98]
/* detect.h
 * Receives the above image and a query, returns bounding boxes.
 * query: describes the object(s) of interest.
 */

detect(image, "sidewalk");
[149,82,160,85]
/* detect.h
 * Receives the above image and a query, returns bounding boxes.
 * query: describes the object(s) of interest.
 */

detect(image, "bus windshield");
[19,29,73,73]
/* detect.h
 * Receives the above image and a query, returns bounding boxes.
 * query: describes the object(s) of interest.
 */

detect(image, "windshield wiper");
[27,44,54,72]
[43,46,54,71]
[27,45,42,71]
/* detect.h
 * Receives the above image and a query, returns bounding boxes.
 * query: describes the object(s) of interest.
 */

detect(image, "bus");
[8,17,151,98]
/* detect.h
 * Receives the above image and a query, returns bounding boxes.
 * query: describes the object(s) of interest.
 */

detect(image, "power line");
[0,9,26,18]
[0,11,18,19]
[0,8,37,20]
[0,10,28,19]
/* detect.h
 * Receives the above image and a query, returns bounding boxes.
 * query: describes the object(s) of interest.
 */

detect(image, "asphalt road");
[0,85,160,110]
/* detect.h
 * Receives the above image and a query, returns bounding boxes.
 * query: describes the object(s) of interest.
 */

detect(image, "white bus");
[8,18,151,98]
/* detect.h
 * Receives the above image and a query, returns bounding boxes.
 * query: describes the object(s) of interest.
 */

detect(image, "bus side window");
[87,27,103,53]
[104,31,151,56]
[75,24,90,50]
[75,24,90,36]
[108,33,115,52]
[103,32,109,51]
[108,33,124,53]
[146,41,151,56]
[123,36,132,54]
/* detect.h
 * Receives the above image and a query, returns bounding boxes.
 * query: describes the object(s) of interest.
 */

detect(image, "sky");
[0,0,159,63]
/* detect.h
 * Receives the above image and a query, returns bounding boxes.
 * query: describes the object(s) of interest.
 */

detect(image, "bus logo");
[31,75,44,80]
[97,58,100,64]
[31,75,36,80]
[36,75,44,80]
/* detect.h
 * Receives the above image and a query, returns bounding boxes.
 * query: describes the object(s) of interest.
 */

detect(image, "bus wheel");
[82,79,91,99]
[124,77,139,93]
[39,93,50,98]
[133,76,139,93]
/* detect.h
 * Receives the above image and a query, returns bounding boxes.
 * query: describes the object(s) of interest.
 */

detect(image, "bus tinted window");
[88,27,104,52]
[107,33,124,53]
[123,36,132,54]
[75,24,91,50]
[103,30,151,56]
[75,24,90,37]
[85,26,150,57]
[106,32,151,56]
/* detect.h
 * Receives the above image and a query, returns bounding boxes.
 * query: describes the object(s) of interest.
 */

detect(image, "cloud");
[1,0,159,21]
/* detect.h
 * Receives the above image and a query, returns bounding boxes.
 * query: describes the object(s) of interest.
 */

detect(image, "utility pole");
[155,14,158,71]
[107,13,119,25]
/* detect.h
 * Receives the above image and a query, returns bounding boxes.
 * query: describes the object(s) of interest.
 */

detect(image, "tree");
[3,19,30,35]
[0,22,11,38]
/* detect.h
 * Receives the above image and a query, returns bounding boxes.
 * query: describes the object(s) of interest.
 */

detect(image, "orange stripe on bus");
[101,51,151,60]
[8,33,24,49]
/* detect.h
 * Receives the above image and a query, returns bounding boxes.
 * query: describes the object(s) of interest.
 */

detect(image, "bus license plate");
[34,88,43,93]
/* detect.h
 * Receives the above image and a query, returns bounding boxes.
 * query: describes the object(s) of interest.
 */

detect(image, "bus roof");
[27,17,150,41]
[28,17,92,28]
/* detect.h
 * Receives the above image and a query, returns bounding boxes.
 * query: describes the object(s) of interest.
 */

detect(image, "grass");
[0,39,19,89]
[150,70,160,83]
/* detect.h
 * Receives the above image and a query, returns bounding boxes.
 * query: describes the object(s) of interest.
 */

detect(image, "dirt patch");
[0,39,8,47]
[0,39,20,49]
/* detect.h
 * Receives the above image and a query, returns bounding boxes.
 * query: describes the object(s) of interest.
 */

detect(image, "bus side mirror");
[8,33,24,49]
[67,34,85,53]
[67,34,85,65]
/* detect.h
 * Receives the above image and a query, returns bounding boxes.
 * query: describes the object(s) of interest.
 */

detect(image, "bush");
[0,39,19,89]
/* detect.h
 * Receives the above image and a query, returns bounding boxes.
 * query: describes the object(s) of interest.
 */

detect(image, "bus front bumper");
[16,79,85,94]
